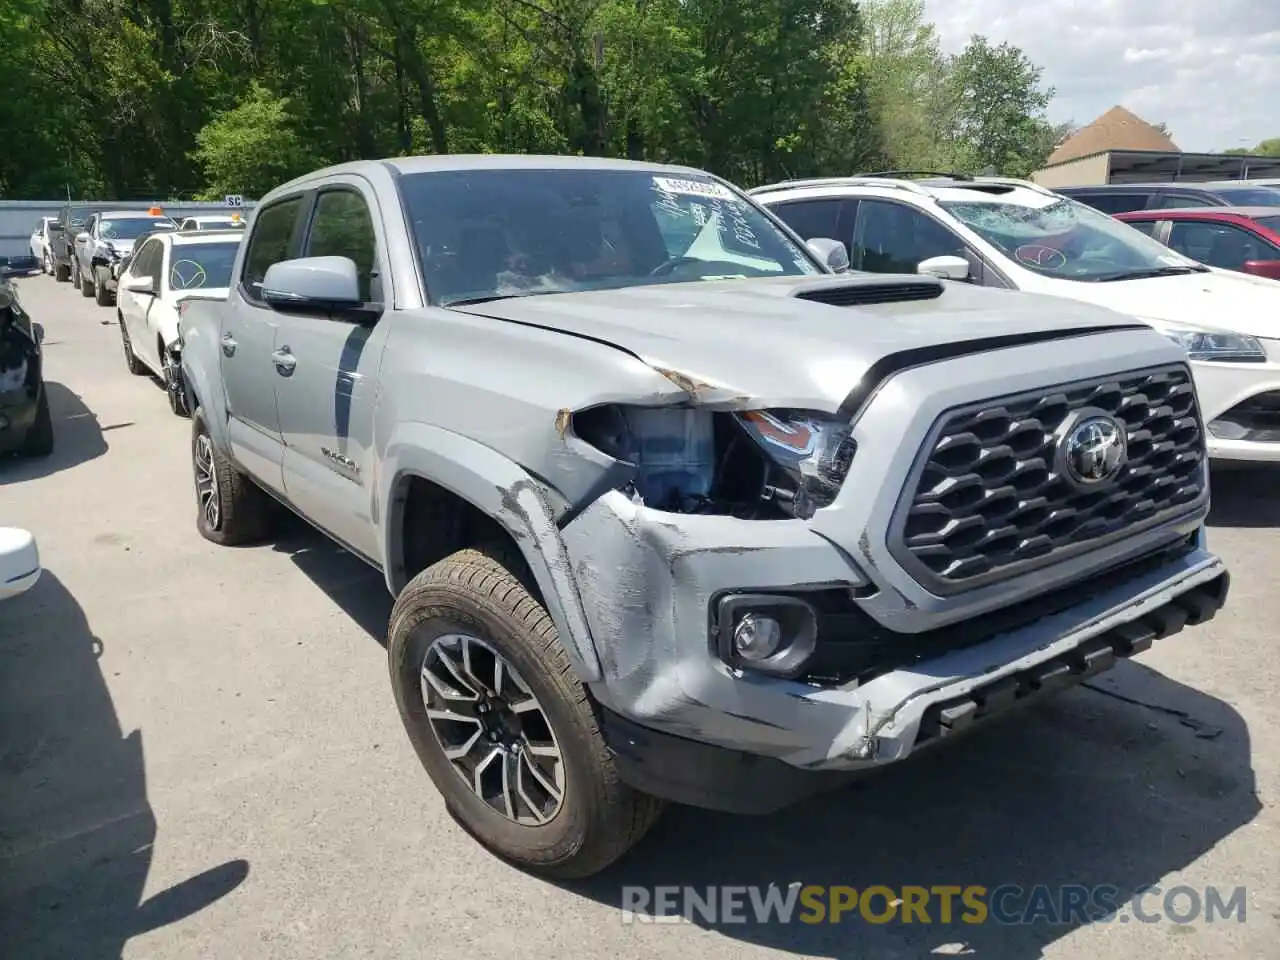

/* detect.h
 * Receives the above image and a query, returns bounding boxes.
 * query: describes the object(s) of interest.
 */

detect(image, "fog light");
[733,613,782,661]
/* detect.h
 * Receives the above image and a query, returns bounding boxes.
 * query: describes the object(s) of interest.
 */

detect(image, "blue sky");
[925,0,1280,152]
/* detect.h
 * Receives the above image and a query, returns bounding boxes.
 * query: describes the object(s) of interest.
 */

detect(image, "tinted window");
[852,200,966,273]
[1255,215,1280,233]
[1166,222,1280,269]
[1125,220,1160,237]
[168,242,240,291]
[769,199,844,246]
[1068,192,1150,214]
[1212,187,1280,206]
[1154,194,1216,209]
[131,239,163,283]
[399,168,821,306]
[305,191,378,301]
[242,197,303,295]
[100,218,177,240]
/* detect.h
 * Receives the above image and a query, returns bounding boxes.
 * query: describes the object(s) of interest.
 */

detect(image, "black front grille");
[893,365,1205,591]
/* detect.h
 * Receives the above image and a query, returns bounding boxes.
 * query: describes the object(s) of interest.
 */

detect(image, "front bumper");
[567,490,1227,812]
[0,527,41,601]
[1192,339,1280,463]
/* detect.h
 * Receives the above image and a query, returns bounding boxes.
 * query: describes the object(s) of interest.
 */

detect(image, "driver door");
[120,239,163,375]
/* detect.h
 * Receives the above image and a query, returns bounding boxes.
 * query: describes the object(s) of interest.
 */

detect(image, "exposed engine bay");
[572,404,856,520]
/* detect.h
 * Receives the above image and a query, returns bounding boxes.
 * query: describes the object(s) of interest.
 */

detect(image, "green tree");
[192,84,315,198]
[943,35,1055,176]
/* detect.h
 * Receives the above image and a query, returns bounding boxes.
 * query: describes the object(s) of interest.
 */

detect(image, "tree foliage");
[0,0,1063,199]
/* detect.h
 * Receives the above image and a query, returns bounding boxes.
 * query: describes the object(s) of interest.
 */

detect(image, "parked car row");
[753,172,1280,464]
[19,157,1239,880]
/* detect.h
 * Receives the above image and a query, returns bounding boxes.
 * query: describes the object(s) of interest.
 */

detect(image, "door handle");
[221,332,237,357]
[272,346,297,376]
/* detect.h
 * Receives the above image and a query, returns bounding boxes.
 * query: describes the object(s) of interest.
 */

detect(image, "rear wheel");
[191,408,273,545]
[388,543,664,878]
[79,262,94,298]
[21,387,54,457]
[54,258,69,283]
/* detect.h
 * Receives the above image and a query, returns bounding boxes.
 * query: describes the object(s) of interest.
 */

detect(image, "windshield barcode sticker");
[653,177,736,200]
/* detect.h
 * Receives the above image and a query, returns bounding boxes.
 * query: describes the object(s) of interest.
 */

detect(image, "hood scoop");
[792,275,944,307]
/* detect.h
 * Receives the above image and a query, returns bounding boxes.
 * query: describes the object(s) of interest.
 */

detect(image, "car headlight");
[1161,327,1266,363]
[736,410,855,519]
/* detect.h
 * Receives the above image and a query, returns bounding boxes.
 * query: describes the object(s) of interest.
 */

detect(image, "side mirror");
[917,255,971,281]
[1242,259,1280,281]
[261,256,362,312]
[124,275,155,295]
[75,232,91,243]
[806,237,850,273]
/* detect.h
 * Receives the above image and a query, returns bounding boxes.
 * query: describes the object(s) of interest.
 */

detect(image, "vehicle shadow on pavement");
[565,662,1258,959]
[1206,466,1280,528]
[0,382,108,485]
[0,571,250,960]
[271,513,392,644]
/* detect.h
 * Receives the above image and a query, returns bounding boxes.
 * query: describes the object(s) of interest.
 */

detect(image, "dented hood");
[451,274,1150,410]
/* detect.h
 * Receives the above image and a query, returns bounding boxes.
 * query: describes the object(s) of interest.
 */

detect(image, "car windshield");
[398,168,822,305]
[168,242,239,291]
[940,195,1208,282]
[1211,187,1280,206]
[102,218,177,241]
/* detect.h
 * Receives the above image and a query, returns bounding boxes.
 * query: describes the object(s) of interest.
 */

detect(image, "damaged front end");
[535,331,1229,815]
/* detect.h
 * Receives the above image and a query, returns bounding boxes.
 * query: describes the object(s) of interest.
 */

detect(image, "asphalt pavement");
[1,272,1278,959]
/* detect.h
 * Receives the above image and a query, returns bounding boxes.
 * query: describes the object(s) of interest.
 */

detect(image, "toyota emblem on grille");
[1055,409,1127,489]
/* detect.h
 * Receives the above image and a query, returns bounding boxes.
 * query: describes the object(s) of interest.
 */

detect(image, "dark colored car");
[0,260,53,458]
[1059,181,1280,215]
[1114,206,1280,280]
[48,205,89,284]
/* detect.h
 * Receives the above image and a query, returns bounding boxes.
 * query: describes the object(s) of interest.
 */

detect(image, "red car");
[1114,206,1280,280]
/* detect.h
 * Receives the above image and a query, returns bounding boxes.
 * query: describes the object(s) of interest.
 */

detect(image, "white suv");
[755,174,1280,464]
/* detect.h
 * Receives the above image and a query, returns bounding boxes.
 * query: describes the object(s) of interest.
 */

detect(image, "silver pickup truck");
[179,155,1230,878]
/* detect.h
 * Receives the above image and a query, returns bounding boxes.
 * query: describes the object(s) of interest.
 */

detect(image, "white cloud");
[923,0,1280,151]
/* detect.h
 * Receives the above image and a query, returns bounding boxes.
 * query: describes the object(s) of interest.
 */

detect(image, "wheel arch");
[380,422,602,683]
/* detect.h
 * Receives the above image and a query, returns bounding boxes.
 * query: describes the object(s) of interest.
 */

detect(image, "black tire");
[21,386,55,458]
[95,269,113,306]
[388,542,664,879]
[80,265,94,298]
[164,348,190,417]
[191,408,273,546]
[119,316,147,376]
[54,260,70,283]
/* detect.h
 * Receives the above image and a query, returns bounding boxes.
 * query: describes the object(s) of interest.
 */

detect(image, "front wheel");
[94,268,113,306]
[163,347,190,417]
[191,409,273,545]
[119,317,147,376]
[54,259,70,283]
[388,543,664,878]
[79,263,94,298]
[21,387,55,457]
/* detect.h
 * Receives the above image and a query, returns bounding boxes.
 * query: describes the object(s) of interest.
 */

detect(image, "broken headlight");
[736,410,855,519]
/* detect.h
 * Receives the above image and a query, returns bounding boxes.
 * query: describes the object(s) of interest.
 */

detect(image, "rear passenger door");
[222,195,308,494]
[273,181,391,563]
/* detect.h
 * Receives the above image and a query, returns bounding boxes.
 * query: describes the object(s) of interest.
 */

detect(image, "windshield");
[168,242,238,291]
[940,195,1206,282]
[1212,187,1280,206]
[102,218,177,241]
[399,168,821,305]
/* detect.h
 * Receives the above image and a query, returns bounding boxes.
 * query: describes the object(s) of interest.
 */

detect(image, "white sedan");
[115,229,242,416]
[755,175,1280,463]
[0,527,40,602]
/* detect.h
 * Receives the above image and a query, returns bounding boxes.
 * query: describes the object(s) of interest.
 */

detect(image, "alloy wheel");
[193,432,220,529]
[421,633,565,825]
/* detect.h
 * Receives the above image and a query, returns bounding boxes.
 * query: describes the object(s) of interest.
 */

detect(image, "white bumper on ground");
[0,527,41,601]
[1194,337,1280,463]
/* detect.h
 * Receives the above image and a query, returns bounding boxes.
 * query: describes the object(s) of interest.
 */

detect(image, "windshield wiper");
[444,294,518,307]
[1094,264,1209,282]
